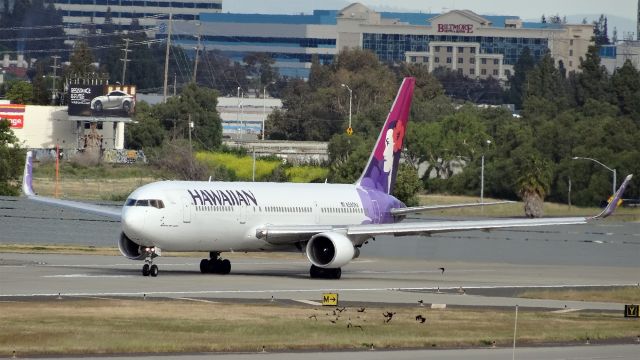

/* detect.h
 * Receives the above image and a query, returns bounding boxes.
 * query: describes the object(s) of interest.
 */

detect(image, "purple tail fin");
[356,77,415,194]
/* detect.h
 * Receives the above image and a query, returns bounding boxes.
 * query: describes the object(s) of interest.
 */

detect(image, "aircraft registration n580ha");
[22,78,632,279]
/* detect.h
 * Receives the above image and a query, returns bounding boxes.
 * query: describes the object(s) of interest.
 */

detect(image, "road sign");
[346,127,353,136]
[322,293,338,306]
[625,304,639,318]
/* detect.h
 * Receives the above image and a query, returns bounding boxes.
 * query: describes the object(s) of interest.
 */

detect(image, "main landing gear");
[200,252,231,275]
[309,264,341,279]
[142,247,160,277]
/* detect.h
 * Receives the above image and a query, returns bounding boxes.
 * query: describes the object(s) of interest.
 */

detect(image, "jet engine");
[118,232,146,260]
[306,232,356,268]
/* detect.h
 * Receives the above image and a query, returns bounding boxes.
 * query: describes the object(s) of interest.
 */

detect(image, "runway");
[0,252,636,310]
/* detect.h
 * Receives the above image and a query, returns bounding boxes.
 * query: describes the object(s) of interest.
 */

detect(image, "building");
[51,0,222,35]
[600,41,640,73]
[159,3,593,80]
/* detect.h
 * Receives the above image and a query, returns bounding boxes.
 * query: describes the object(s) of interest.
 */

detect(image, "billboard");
[68,85,136,117]
[0,104,26,128]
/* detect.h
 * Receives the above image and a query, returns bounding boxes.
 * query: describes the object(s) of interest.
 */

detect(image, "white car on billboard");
[90,90,135,114]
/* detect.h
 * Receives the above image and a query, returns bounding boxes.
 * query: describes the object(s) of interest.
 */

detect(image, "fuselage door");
[182,196,192,223]
[314,201,320,224]
[237,205,247,224]
[372,200,381,224]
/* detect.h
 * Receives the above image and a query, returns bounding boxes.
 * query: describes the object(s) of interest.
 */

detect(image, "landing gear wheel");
[219,259,231,275]
[150,264,159,277]
[200,259,209,273]
[309,265,341,279]
[200,253,232,274]
[142,263,150,276]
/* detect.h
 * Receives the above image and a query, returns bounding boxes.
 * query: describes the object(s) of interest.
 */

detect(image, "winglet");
[22,150,35,197]
[591,174,633,219]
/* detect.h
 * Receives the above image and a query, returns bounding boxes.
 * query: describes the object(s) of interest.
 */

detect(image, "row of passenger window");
[321,207,363,214]
[196,205,233,212]
[265,206,312,213]
[125,199,165,209]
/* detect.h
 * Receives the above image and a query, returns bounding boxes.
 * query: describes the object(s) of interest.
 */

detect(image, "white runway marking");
[1,283,635,298]
[293,299,323,306]
[551,308,582,314]
[176,297,219,304]
[43,274,134,278]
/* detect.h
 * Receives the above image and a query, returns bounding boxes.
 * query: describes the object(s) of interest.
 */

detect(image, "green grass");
[0,299,638,356]
[196,152,281,180]
[34,161,161,180]
[517,286,640,304]
[286,165,329,183]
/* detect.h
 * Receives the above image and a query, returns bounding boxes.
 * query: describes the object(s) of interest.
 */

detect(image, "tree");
[392,163,422,206]
[0,120,25,195]
[574,45,611,106]
[125,102,167,150]
[154,83,222,150]
[593,14,610,46]
[515,151,552,218]
[6,81,33,104]
[611,60,640,121]
[507,47,536,109]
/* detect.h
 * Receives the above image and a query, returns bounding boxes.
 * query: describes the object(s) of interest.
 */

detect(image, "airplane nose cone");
[122,208,145,240]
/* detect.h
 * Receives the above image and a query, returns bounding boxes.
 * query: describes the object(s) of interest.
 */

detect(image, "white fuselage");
[122,181,377,252]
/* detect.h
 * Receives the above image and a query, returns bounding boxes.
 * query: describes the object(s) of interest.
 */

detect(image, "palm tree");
[516,154,552,218]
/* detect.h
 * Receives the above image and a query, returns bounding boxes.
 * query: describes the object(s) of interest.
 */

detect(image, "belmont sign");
[437,23,474,34]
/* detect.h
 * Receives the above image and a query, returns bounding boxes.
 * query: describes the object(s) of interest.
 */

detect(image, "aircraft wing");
[22,151,122,219]
[390,201,515,216]
[260,174,632,245]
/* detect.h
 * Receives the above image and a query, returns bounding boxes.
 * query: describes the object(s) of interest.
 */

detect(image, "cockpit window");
[150,200,165,209]
[127,199,164,209]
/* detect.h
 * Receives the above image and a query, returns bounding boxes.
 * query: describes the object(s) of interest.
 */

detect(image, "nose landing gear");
[200,252,231,275]
[141,247,160,277]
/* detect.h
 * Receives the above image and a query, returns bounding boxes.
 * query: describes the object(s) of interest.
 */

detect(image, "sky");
[224,0,637,37]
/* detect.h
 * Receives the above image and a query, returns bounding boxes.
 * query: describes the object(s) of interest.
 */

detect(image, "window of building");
[470,68,475,75]
[446,57,452,63]
[569,49,573,56]
[481,69,487,75]
[447,46,453,52]
[493,59,499,65]
[505,69,511,76]
[410,56,417,62]
[470,58,475,64]
[424,56,429,62]
[493,69,499,76]
[569,60,573,67]
[570,39,574,46]
[457,68,463,75]
[481,58,487,64]
[434,46,440,52]
[458,57,463,64]
[435,57,440,63]
[470,47,476,54]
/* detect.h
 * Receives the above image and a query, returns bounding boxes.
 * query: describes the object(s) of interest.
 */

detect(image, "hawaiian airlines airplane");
[22,77,632,279]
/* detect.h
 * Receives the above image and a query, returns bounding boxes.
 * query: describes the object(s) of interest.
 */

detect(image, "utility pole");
[120,38,131,84]
[163,12,173,103]
[192,34,201,83]
[173,73,177,96]
[50,55,61,105]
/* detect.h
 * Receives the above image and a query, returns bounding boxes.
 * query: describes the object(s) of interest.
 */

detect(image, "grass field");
[517,287,640,304]
[0,299,638,356]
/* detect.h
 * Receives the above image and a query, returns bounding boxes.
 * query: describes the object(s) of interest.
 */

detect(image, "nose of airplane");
[121,207,146,241]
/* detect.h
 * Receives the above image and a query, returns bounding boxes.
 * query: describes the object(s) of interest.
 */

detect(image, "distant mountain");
[525,14,636,41]
[223,0,349,14]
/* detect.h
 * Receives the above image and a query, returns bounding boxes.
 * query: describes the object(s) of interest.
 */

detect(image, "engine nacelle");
[118,232,146,260]
[306,232,356,268]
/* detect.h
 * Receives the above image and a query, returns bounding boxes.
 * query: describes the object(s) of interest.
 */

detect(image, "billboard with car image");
[68,85,136,117]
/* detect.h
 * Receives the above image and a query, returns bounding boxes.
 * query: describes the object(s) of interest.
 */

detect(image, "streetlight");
[341,83,352,131]
[572,156,616,195]
[480,139,492,204]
